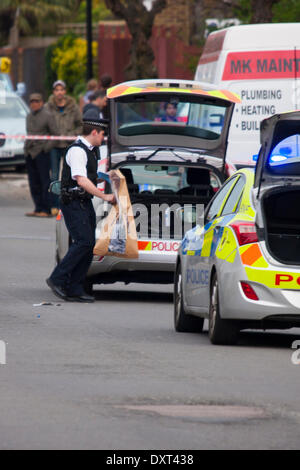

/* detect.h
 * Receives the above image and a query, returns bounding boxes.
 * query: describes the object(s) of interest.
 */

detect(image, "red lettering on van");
[222,51,300,80]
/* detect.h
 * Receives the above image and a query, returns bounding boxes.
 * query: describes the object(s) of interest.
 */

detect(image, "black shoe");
[66,294,95,303]
[46,278,67,300]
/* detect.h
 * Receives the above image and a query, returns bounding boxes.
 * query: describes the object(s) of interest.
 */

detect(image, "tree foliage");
[0,0,82,44]
[45,32,98,97]
[230,0,300,23]
[272,0,300,22]
[104,0,167,80]
[75,0,113,22]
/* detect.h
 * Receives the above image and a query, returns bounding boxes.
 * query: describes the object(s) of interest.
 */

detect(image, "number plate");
[0,151,14,158]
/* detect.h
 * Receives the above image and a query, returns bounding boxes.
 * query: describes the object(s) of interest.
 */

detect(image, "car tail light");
[225,162,237,177]
[230,221,258,246]
[240,282,259,301]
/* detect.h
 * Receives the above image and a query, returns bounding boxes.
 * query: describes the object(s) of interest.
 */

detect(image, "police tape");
[0,134,108,142]
[0,135,77,141]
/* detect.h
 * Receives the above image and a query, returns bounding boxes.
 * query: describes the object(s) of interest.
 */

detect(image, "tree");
[104,0,167,80]
[272,0,300,22]
[0,0,82,45]
[47,32,98,96]
[75,0,113,22]
[249,0,280,23]
[225,0,294,23]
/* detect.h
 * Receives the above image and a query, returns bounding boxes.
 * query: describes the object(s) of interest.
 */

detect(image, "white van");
[195,23,300,167]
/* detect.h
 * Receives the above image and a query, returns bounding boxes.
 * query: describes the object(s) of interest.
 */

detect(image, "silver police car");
[56,79,241,291]
[174,110,300,345]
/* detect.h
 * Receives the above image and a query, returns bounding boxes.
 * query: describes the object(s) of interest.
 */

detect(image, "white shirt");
[66,136,94,180]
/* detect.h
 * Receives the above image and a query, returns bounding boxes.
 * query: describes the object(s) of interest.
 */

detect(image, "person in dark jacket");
[99,75,112,119]
[83,90,107,120]
[24,93,58,218]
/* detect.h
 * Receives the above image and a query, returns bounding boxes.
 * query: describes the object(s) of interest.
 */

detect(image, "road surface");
[0,172,300,450]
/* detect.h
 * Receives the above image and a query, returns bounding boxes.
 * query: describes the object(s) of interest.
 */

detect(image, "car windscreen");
[120,164,221,194]
[268,134,300,174]
[0,97,27,119]
[116,95,229,141]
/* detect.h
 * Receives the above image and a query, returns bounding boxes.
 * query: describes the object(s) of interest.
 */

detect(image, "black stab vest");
[61,141,99,193]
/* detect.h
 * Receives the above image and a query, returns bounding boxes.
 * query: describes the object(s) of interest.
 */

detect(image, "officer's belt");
[61,187,92,201]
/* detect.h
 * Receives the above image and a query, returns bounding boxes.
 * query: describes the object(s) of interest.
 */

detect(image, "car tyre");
[209,273,239,345]
[174,264,204,333]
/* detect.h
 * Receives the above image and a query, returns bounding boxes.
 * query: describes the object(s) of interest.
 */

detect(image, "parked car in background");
[0,72,13,92]
[174,110,300,345]
[0,92,29,169]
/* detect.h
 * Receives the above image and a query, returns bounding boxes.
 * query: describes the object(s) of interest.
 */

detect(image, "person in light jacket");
[46,80,83,216]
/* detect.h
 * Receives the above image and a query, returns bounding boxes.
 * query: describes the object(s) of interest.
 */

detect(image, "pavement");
[1,172,300,450]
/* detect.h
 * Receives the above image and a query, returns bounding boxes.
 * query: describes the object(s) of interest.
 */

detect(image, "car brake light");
[240,282,259,301]
[225,162,237,177]
[230,221,258,246]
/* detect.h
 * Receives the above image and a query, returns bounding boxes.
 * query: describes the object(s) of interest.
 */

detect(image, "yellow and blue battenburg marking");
[182,214,236,258]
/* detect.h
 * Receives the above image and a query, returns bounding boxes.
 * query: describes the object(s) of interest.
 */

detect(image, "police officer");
[46,116,115,303]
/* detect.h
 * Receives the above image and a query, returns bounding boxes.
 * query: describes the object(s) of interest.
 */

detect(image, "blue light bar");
[270,154,288,163]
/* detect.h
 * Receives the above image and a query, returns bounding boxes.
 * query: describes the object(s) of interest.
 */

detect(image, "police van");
[195,23,300,167]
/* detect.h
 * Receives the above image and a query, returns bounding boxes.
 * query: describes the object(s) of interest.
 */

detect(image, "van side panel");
[195,25,300,167]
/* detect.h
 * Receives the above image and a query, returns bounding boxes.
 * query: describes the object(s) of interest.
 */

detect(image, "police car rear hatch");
[107,79,241,168]
[255,111,300,195]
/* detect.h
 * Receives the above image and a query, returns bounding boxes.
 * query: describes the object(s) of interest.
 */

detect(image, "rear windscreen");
[116,95,229,141]
[120,164,221,194]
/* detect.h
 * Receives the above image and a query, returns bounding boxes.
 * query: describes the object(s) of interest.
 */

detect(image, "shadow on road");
[94,288,173,304]
[238,330,300,349]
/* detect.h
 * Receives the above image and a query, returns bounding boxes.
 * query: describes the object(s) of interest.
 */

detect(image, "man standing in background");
[79,78,98,113]
[83,90,107,119]
[46,80,82,217]
[24,93,58,218]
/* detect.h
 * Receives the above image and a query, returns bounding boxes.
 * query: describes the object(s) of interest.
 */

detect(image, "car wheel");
[209,273,239,345]
[174,264,204,333]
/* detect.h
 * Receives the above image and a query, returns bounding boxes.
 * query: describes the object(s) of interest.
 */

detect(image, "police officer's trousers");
[50,198,96,296]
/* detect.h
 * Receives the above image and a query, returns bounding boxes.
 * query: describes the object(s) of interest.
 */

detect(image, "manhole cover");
[118,405,268,422]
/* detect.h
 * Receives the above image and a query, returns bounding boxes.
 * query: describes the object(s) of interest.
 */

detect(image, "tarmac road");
[1,172,300,450]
